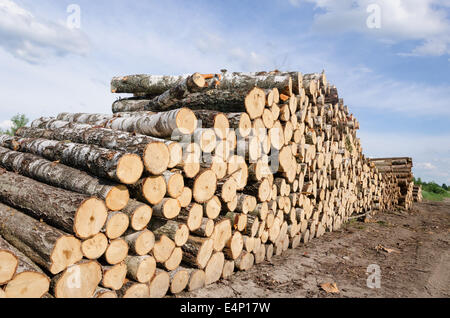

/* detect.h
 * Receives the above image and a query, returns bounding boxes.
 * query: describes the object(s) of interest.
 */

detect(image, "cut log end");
[176,108,198,135]
[104,239,129,265]
[81,233,108,260]
[5,272,50,298]
[53,261,102,298]
[118,281,150,298]
[102,262,127,291]
[164,247,183,271]
[193,169,218,204]
[205,252,225,285]
[75,197,108,239]
[144,142,170,175]
[105,185,130,212]
[126,255,156,283]
[141,176,167,205]
[149,270,170,298]
[116,154,144,185]
[130,204,153,231]
[105,212,130,240]
[245,87,266,120]
[170,269,189,294]
[167,142,183,169]
[50,236,83,275]
[0,250,18,284]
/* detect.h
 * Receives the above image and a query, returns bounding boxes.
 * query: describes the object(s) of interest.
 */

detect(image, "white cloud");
[290,0,450,57]
[416,162,438,170]
[0,0,90,63]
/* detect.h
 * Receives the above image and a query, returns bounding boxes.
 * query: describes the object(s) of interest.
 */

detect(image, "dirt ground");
[180,199,450,298]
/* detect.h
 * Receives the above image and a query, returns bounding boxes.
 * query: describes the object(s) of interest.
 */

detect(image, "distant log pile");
[370,157,415,210]
[0,70,415,298]
[413,185,423,202]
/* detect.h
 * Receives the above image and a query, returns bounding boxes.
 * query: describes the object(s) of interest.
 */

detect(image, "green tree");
[443,184,448,191]
[0,114,29,136]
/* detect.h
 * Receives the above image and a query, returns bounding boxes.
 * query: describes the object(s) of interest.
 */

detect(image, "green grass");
[422,190,450,202]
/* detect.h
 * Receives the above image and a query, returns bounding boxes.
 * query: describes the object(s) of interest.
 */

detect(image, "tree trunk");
[0,135,143,185]
[112,98,150,113]
[145,87,266,120]
[57,108,197,138]
[145,73,206,111]
[111,73,200,95]
[218,71,293,96]
[0,146,129,212]
[0,170,107,239]
[27,119,181,171]
[0,203,83,275]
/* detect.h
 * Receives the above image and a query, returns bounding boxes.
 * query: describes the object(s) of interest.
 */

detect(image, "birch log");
[0,203,83,275]
[0,135,143,185]
[0,146,129,211]
[0,169,108,239]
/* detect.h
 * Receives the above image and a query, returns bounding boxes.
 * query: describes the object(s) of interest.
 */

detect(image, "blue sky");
[0,0,449,184]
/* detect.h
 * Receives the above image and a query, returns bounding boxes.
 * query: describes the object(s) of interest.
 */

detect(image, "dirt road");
[180,199,450,298]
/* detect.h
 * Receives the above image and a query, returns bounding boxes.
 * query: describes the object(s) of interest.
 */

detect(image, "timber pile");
[370,157,414,210]
[413,185,423,202]
[0,70,410,298]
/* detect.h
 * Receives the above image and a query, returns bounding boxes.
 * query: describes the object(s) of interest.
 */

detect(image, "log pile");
[370,157,415,210]
[413,185,423,202]
[0,70,414,298]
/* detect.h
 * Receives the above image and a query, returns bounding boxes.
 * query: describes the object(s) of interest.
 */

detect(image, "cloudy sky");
[0,0,449,184]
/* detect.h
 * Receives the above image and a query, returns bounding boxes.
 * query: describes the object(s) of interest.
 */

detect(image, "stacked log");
[413,185,423,202]
[370,157,414,210]
[0,70,414,298]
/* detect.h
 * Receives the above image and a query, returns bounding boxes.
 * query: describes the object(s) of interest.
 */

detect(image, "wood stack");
[370,157,414,210]
[0,70,411,298]
[413,185,423,202]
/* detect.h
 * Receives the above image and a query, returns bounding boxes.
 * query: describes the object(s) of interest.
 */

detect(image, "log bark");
[145,73,206,111]
[145,87,266,120]
[0,146,129,212]
[1,236,50,298]
[0,169,108,239]
[0,135,144,185]
[218,71,293,96]
[112,98,150,113]
[111,73,203,95]
[18,124,171,176]
[57,108,197,138]
[27,119,181,171]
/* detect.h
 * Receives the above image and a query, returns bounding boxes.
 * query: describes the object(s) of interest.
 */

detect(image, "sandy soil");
[179,199,450,298]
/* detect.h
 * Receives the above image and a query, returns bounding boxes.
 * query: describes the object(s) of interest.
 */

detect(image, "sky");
[0,0,449,184]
